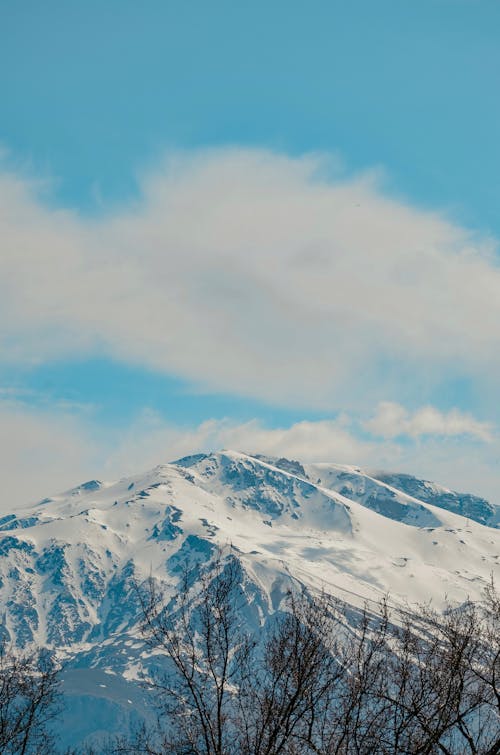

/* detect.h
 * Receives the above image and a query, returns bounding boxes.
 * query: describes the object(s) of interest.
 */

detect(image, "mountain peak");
[1,449,499,748]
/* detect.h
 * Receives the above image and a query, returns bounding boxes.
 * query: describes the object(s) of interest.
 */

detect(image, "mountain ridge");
[0,449,499,748]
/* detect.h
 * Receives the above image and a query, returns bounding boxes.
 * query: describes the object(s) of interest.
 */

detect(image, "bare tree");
[119,555,500,755]
[0,642,61,754]
[318,600,394,755]
[331,587,500,755]
[235,589,345,755]
[125,553,251,755]
[443,580,500,755]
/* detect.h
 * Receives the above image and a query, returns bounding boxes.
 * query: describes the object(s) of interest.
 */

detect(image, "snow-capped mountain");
[0,450,499,749]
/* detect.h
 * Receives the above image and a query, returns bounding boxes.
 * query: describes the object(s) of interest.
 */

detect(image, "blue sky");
[2,0,499,229]
[1,0,500,506]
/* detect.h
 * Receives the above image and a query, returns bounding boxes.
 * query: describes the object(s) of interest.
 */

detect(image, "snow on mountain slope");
[254,455,500,529]
[371,471,500,528]
[0,450,499,748]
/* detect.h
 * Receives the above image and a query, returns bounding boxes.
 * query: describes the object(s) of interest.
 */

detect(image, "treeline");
[1,555,499,754]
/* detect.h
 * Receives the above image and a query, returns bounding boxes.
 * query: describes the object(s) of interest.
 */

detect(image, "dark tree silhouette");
[0,642,61,754]
[117,554,500,755]
[126,555,251,755]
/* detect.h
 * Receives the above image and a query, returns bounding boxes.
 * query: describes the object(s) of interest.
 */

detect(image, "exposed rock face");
[0,450,498,749]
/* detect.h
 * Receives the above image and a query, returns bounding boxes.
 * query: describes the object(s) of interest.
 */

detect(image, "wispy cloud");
[0,399,99,511]
[1,149,499,509]
[365,402,494,442]
[1,396,498,513]
[100,412,377,474]
[1,149,499,410]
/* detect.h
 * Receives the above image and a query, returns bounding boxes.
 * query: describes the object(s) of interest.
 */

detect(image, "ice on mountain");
[0,449,498,749]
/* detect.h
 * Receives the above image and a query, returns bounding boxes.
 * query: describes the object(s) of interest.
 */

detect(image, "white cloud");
[365,401,494,442]
[1,149,500,409]
[0,400,101,513]
[1,400,498,514]
[0,403,376,512]
[100,411,500,505]
[101,412,377,475]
